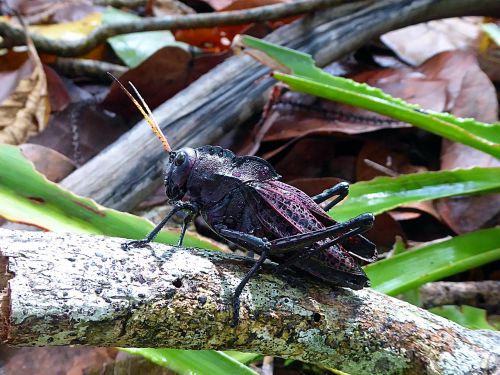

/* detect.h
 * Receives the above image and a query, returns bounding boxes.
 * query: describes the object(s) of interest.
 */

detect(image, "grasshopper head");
[164,147,197,202]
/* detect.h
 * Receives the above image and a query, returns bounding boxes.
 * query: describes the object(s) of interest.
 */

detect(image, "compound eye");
[174,152,186,166]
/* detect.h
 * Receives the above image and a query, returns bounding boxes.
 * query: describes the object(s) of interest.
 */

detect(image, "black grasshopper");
[114,77,376,326]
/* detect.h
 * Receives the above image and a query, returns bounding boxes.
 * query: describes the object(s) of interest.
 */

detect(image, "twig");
[363,159,400,177]
[0,229,498,375]
[0,0,354,56]
[419,281,500,313]
[49,58,128,82]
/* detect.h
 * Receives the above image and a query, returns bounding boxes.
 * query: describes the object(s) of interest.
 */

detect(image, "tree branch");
[419,281,500,312]
[49,58,128,82]
[0,229,498,374]
[0,0,353,56]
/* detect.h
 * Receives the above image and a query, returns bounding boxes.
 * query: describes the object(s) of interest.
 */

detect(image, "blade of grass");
[237,35,500,158]
[224,351,262,364]
[329,167,500,221]
[122,349,259,375]
[0,144,216,249]
[365,228,500,296]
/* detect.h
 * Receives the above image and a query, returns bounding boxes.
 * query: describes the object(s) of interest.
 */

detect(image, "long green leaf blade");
[365,228,500,295]
[0,144,216,249]
[275,72,500,157]
[329,167,500,221]
[123,349,259,375]
[238,35,500,157]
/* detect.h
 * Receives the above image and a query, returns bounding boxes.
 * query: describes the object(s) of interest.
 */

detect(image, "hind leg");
[217,214,374,325]
[272,223,371,275]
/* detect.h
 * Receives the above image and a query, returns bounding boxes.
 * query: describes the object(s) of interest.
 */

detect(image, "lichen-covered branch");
[0,229,498,375]
[0,0,352,56]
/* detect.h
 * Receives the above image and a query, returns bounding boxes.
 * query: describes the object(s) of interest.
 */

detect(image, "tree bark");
[59,0,500,212]
[0,229,498,375]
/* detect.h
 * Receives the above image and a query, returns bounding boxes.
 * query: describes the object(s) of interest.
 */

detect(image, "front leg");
[122,201,198,250]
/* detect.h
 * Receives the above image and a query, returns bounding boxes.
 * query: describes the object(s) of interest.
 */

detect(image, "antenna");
[107,73,172,152]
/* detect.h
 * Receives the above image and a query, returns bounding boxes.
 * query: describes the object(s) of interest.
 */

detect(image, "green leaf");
[122,349,259,375]
[0,144,216,249]
[429,305,498,330]
[329,167,500,221]
[102,8,190,67]
[365,228,500,295]
[238,35,500,158]
[224,351,262,364]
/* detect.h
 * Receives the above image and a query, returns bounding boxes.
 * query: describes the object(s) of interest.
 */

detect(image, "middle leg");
[216,226,271,326]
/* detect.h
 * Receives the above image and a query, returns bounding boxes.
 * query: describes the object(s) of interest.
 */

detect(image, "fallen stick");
[419,281,500,312]
[59,0,500,212]
[0,229,498,375]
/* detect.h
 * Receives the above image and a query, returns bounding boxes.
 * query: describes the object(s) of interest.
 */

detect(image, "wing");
[245,180,326,235]
[250,180,377,262]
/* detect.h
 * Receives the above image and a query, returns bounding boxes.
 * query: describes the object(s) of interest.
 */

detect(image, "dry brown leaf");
[356,141,426,181]
[0,58,32,103]
[381,17,483,66]
[429,51,500,234]
[103,46,229,119]
[27,100,130,165]
[0,346,117,375]
[85,351,176,375]
[2,0,99,24]
[20,143,76,182]
[266,137,358,182]
[0,20,50,144]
